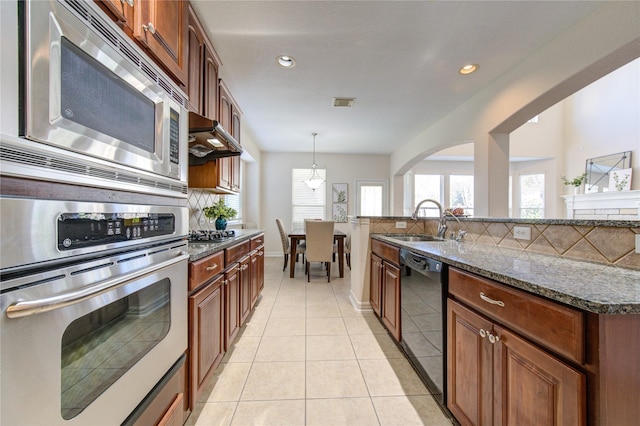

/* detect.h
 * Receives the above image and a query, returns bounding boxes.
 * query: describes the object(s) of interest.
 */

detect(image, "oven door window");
[60,278,170,419]
[60,37,156,154]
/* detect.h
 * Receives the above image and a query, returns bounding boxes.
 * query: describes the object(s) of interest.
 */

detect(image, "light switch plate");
[396,221,407,229]
[513,226,531,240]
[636,234,640,254]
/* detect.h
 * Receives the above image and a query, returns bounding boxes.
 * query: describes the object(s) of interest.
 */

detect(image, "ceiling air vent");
[332,97,355,107]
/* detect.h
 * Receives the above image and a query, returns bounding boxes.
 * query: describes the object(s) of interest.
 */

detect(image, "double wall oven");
[1,0,191,424]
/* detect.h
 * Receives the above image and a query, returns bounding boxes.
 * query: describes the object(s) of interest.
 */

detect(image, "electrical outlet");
[513,226,531,240]
[636,234,640,254]
[396,221,407,229]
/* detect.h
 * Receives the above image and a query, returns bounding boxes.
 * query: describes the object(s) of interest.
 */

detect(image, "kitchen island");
[369,232,639,426]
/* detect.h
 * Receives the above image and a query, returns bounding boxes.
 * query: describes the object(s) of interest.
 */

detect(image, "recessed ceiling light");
[459,63,479,75]
[276,55,296,68]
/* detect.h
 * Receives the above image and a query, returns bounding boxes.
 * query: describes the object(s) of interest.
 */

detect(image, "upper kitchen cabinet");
[96,0,135,33]
[187,4,221,117]
[133,0,188,86]
[96,0,188,87]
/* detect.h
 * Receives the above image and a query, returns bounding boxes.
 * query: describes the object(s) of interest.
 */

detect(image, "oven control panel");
[57,212,176,250]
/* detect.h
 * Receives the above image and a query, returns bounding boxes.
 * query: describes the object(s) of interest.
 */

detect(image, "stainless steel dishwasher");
[399,248,448,405]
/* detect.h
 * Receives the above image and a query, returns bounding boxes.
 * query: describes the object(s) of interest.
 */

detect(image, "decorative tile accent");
[585,227,636,263]
[188,189,222,230]
[541,225,583,254]
[563,239,608,264]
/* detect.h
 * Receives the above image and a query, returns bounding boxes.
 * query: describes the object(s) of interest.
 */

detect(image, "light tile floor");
[188,257,453,426]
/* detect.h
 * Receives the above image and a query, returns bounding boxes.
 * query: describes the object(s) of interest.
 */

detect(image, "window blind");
[292,168,326,228]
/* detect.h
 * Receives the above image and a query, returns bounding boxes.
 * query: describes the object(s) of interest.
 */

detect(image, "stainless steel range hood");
[188,112,242,165]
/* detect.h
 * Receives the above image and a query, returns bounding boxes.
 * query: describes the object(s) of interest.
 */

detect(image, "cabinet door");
[447,299,494,426]
[230,155,241,193]
[381,262,401,341]
[250,249,263,308]
[134,0,188,85]
[224,264,240,350]
[239,256,251,325]
[186,5,204,113]
[218,157,232,191]
[203,45,220,120]
[218,80,233,130]
[493,325,585,426]
[188,275,224,408]
[97,0,135,33]
[370,254,382,316]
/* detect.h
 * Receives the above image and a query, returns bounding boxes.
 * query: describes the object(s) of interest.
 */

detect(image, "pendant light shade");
[303,132,325,190]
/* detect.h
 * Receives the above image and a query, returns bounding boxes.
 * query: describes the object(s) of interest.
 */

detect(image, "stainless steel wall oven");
[1,0,188,197]
[0,198,189,425]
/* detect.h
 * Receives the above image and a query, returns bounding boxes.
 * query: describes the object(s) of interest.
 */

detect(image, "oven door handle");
[6,252,189,319]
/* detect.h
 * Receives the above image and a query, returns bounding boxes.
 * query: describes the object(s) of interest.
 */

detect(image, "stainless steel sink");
[386,235,445,242]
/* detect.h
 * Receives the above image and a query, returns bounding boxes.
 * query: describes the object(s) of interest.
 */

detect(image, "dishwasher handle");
[399,249,442,273]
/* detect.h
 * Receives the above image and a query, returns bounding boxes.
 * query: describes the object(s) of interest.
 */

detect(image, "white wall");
[260,152,389,256]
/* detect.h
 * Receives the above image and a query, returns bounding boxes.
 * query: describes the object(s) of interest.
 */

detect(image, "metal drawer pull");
[480,292,505,307]
[206,264,218,271]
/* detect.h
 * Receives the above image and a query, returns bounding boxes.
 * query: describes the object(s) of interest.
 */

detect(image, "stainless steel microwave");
[11,0,188,196]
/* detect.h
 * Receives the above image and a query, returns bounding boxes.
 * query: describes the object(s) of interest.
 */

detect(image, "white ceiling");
[190,1,602,156]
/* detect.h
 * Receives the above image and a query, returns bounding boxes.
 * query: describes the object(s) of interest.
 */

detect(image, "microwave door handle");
[5,252,188,319]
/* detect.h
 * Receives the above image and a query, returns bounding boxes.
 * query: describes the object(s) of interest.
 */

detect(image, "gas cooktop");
[188,229,236,242]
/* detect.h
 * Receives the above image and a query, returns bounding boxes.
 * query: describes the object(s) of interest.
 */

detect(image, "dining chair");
[276,219,305,271]
[304,220,335,282]
[345,233,351,269]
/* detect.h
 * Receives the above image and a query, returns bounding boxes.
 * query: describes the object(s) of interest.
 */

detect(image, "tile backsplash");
[369,218,640,271]
[187,189,222,230]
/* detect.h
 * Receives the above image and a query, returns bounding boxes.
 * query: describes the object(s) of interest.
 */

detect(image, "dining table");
[288,228,347,278]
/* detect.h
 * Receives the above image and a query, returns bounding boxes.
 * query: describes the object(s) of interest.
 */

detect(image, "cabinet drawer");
[250,234,264,250]
[189,251,224,292]
[225,240,250,266]
[371,239,400,266]
[449,267,584,364]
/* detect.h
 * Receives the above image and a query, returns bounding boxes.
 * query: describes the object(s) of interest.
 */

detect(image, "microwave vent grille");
[0,146,188,195]
[61,0,188,109]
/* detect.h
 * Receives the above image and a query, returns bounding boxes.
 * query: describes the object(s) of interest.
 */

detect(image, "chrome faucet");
[411,199,447,238]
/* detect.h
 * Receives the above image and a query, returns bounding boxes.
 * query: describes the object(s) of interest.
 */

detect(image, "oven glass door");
[0,248,188,426]
[61,277,171,419]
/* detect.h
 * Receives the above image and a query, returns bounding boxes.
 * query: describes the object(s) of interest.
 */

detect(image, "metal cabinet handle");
[143,22,156,34]
[206,264,218,271]
[480,292,505,307]
[479,328,487,338]
[488,333,500,344]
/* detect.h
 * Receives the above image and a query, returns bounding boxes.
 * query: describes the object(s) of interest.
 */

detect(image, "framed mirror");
[585,151,632,193]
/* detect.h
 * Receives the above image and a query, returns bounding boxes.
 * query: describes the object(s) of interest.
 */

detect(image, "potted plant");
[561,172,587,194]
[203,198,237,230]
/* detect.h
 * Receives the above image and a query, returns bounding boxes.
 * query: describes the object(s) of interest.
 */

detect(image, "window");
[292,168,326,228]
[520,174,545,218]
[356,180,388,216]
[414,174,442,217]
[224,193,241,222]
[449,175,474,216]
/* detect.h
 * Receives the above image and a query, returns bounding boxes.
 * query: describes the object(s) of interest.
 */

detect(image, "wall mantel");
[562,190,640,220]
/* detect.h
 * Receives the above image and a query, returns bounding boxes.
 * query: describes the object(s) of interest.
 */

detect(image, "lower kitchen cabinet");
[224,263,240,350]
[188,274,225,410]
[370,239,401,341]
[250,234,265,308]
[447,267,586,426]
[239,255,251,326]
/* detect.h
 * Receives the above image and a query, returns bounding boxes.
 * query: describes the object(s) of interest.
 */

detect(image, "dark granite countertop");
[357,216,640,228]
[187,229,264,262]
[372,234,640,315]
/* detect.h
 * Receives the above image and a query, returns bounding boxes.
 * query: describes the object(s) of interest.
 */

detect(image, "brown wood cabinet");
[186,4,221,116]
[447,268,586,426]
[370,239,401,341]
[239,255,251,325]
[250,234,265,307]
[224,263,240,350]
[96,0,135,33]
[370,253,382,316]
[133,0,188,86]
[188,274,225,411]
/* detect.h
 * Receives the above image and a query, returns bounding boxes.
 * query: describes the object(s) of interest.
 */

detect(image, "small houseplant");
[203,198,237,230]
[561,172,587,194]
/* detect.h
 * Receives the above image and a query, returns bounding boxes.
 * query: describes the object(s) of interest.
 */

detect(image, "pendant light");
[303,132,324,190]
